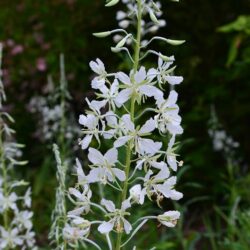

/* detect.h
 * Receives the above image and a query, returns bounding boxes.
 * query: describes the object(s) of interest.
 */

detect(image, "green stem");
[0,124,10,250]
[115,0,142,249]
[58,54,68,250]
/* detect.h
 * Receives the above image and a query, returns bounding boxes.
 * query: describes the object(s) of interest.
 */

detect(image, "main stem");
[0,122,10,250]
[115,0,142,249]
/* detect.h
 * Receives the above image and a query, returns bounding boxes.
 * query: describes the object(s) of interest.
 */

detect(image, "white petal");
[121,199,131,210]
[123,219,132,234]
[134,66,146,83]
[165,176,177,186]
[88,148,105,165]
[135,159,144,170]
[137,138,162,155]
[165,76,183,85]
[68,207,85,216]
[98,221,114,234]
[87,168,103,183]
[91,77,105,90]
[114,136,131,148]
[166,90,178,106]
[139,118,156,134]
[115,89,132,107]
[89,58,105,75]
[113,168,126,181]
[163,210,180,220]
[103,129,116,139]
[147,68,158,81]
[154,164,170,180]
[69,188,82,200]
[105,148,118,165]
[84,114,98,129]
[169,190,183,200]
[105,111,117,127]
[167,123,183,135]
[79,135,92,150]
[139,85,163,101]
[79,114,87,126]
[89,100,106,111]
[167,155,177,171]
[101,199,116,212]
[110,79,119,94]
[116,72,131,85]
[121,114,134,131]
[75,158,86,183]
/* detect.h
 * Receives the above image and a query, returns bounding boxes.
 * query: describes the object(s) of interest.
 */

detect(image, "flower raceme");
[65,0,184,249]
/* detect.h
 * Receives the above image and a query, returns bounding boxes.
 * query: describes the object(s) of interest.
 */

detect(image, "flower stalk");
[115,1,142,249]
[64,0,185,249]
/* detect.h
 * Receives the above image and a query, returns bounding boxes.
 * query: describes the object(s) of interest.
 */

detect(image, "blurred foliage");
[0,0,250,249]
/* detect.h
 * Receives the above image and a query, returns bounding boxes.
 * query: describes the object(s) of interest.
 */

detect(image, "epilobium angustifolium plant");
[0,44,37,249]
[29,55,78,146]
[65,0,184,249]
[47,56,78,248]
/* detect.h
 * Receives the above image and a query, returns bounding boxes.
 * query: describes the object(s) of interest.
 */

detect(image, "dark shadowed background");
[0,0,250,249]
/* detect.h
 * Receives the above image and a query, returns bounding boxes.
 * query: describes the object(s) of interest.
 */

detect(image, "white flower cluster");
[208,106,239,162]
[0,44,37,249]
[0,188,36,250]
[29,56,78,143]
[65,0,184,249]
[115,0,166,44]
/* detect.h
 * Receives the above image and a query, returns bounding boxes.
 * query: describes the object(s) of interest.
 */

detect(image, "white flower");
[13,210,33,230]
[88,147,125,184]
[0,192,18,212]
[129,184,145,204]
[148,56,183,86]
[155,90,183,135]
[79,114,99,149]
[0,227,23,249]
[166,135,178,171]
[75,158,89,186]
[63,223,90,242]
[68,186,92,215]
[158,210,180,227]
[97,79,120,110]
[90,58,107,90]
[103,111,126,139]
[156,176,183,200]
[135,152,162,170]
[142,163,182,203]
[22,229,36,248]
[114,115,162,155]
[23,187,32,208]
[98,199,132,234]
[116,10,127,20]
[115,67,163,107]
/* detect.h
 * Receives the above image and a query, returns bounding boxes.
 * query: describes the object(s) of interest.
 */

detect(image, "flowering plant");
[0,45,36,249]
[64,0,184,249]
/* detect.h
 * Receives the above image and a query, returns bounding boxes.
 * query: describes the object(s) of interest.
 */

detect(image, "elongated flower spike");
[0,44,37,249]
[65,0,184,249]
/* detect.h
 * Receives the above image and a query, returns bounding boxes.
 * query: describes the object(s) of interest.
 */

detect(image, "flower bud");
[93,31,111,38]
[165,39,186,46]
[105,0,119,7]
[158,211,180,227]
[149,10,160,25]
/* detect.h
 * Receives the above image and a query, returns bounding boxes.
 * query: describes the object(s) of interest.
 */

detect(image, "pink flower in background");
[36,58,47,72]
[6,39,15,47]
[11,45,24,55]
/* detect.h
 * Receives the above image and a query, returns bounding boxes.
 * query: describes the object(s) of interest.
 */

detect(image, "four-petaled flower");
[88,147,126,184]
[98,199,132,234]
[158,210,180,227]
[114,114,162,155]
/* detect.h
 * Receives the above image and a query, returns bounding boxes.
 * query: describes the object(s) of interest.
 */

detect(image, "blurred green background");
[0,0,250,249]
